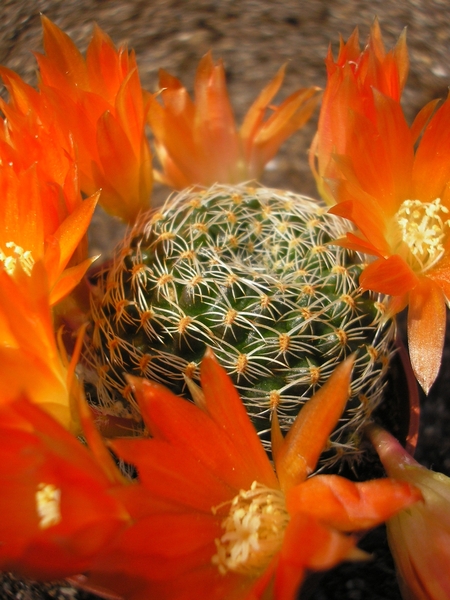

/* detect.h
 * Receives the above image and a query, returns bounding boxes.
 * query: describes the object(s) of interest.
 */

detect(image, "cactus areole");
[84,184,395,468]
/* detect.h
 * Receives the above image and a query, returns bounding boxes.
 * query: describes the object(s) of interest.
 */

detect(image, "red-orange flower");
[81,350,420,600]
[148,53,321,189]
[2,16,152,223]
[0,162,98,305]
[0,394,129,581]
[0,73,98,304]
[311,22,450,392]
[309,20,408,204]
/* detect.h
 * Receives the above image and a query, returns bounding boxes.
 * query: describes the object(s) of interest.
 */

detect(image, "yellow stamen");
[212,481,289,576]
[395,198,450,272]
[0,242,34,275]
[35,483,61,529]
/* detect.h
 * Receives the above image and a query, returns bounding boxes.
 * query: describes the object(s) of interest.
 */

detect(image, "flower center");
[394,198,450,272]
[0,242,34,275]
[211,481,289,576]
[35,483,61,529]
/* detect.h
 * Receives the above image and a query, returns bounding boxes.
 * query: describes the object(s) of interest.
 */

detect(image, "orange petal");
[273,556,305,600]
[194,53,241,182]
[286,475,422,531]
[0,348,70,427]
[428,255,450,300]
[115,68,147,150]
[110,438,236,513]
[363,21,409,102]
[148,96,199,189]
[240,63,287,147]
[0,66,41,115]
[408,277,446,393]
[47,192,99,278]
[95,112,137,198]
[313,64,362,187]
[248,87,321,177]
[127,375,263,491]
[275,356,354,491]
[329,28,360,70]
[0,165,45,261]
[413,95,450,202]
[410,98,440,144]
[382,24,409,98]
[314,22,409,205]
[95,111,151,222]
[158,69,196,117]
[49,255,98,306]
[329,191,391,257]
[152,141,193,189]
[0,262,55,360]
[360,255,419,296]
[333,231,384,257]
[0,262,82,431]
[246,554,279,599]
[340,93,412,216]
[371,90,414,210]
[86,25,127,101]
[270,408,285,467]
[386,293,409,319]
[39,16,89,91]
[86,527,244,600]
[147,81,199,185]
[277,512,358,594]
[200,348,278,489]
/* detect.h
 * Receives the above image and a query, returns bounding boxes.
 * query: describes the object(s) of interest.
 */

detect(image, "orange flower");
[0,161,98,305]
[0,68,99,304]
[0,261,87,432]
[82,350,420,600]
[40,16,153,222]
[311,22,450,392]
[309,20,408,204]
[148,52,320,189]
[0,393,129,581]
[2,16,152,223]
[369,425,450,600]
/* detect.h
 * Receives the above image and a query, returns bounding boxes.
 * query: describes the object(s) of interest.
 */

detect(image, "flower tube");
[369,425,450,600]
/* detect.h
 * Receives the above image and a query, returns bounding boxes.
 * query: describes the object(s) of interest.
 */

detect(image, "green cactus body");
[83,184,395,468]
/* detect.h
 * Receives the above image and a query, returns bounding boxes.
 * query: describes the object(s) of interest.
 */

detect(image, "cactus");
[83,183,395,469]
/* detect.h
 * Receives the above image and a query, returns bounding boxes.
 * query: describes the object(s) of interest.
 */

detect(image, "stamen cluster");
[395,198,450,272]
[212,481,289,576]
[0,242,34,276]
[35,483,62,530]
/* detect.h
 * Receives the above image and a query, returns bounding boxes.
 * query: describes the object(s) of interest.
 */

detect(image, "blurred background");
[1,0,449,598]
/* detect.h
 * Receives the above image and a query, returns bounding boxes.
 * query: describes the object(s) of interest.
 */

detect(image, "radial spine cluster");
[83,184,395,467]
